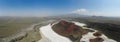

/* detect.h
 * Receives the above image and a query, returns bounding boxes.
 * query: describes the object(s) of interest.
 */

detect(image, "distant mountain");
[49,13,91,18]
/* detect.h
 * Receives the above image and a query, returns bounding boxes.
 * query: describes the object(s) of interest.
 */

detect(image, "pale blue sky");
[0,0,120,17]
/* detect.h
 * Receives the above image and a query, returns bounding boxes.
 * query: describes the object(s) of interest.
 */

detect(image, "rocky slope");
[86,22,120,42]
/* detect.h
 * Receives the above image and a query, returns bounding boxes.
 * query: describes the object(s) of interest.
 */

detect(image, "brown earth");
[52,20,94,42]
[90,38,104,42]
[93,32,102,37]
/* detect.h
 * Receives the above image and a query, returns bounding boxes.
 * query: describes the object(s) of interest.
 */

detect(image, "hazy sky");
[0,0,120,17]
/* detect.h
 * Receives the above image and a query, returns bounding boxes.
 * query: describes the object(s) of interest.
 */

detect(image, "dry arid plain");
[0,16,120,42]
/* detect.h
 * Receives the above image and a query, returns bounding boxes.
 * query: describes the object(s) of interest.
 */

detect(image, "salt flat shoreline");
[38,21,117,42]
